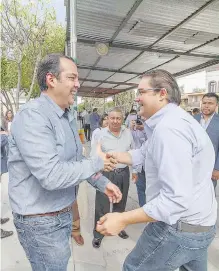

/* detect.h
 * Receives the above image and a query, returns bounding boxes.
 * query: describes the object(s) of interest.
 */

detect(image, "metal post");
[69,0,77,113]
[70,0,77,60]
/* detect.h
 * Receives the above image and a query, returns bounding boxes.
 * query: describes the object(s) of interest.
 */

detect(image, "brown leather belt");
[24,205,72,217]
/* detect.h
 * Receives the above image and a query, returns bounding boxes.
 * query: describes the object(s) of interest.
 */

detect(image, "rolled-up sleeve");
[143,126,193,225]
[87,173,109,193]
[129,141,147,172]
[12,109,104,191]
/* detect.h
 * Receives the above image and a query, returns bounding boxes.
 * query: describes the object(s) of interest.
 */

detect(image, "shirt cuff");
[142,199,176,225]
[129,149,141,167]
[90,155,104,172]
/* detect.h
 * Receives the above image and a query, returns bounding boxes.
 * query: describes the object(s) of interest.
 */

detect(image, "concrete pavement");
[1,142,219,270]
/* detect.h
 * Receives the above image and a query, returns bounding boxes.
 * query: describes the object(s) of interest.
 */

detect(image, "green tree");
[1,0,63,112]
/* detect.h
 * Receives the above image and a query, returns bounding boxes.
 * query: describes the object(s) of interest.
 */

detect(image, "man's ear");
[46,73,57,89]
[159,88,168,101]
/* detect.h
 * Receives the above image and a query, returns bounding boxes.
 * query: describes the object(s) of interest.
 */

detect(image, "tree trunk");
[26,53,41,101]
[1,89,14,114]
[15,61,22,112]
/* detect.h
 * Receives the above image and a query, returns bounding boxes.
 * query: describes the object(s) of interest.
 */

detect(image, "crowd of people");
[0,53,218,271]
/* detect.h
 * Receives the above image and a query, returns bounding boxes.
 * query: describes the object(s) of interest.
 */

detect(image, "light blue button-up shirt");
[130,103,217,226]
[8,94,109,215]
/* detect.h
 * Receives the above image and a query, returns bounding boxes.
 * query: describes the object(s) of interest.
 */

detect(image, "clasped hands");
[96,143,118,172]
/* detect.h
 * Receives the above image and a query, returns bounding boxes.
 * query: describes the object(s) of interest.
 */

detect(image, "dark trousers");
[84,124,91,141]
[93,167,130,239]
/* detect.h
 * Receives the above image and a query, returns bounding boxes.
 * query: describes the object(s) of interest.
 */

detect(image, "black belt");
[114,166,129,174]
[171,221,212,233]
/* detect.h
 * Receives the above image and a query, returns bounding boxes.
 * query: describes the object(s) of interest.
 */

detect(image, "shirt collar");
[144,103,178,132]
[107,125,126,137]
[41,94,66,118]
[201,112,215,121]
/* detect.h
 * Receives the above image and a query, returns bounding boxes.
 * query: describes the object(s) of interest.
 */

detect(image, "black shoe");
[1,218,9,224]
[1,229,13,239]
[92,238,102,248]
[118,230,129,239]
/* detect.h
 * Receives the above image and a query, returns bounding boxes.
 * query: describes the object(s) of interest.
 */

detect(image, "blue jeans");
[123,221,216,271]
[136,170,146,207]
[13,210,72,271]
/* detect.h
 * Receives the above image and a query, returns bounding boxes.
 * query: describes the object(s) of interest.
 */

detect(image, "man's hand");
[0,131,8,135]
[212,170,219,181]
[96,143,117,171]
[96,212,126,236]
[136,124,144,131]
[132,173,138,183]
[104,182,122,203]
[130,120,136,130]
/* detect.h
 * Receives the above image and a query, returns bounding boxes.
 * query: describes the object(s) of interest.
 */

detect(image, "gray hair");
[37,53,75,91]
[108,107,123,117]
[142,69,181,105]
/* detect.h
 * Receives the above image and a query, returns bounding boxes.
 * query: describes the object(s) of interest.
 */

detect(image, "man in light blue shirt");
[8,53,121,271]
[96,69,217,271]
[130,117,147,207]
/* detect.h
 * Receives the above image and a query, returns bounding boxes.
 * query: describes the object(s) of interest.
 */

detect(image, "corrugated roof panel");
[78,68,90,78]
[159,56,212,74]
[98,83,117,89]
[152,40,195,52]
[192,39,219,55]
[77,43,99,66]
[130,0,208,27]
[107,73,137,82]
[123,52,175,73]
[183,1,219,34]
[97,47,140,69]
[82,81,100,87]
[126,76,141,84]
[76,0,136,41]
[86,70,114,80]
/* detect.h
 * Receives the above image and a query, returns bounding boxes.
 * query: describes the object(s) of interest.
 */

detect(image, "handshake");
[96,143,118,172]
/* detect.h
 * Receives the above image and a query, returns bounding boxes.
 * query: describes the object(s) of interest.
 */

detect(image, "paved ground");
[1,142,219,270]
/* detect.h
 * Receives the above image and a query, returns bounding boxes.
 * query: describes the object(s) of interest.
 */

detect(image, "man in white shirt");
[96,69,217,271]
[92,107,134,248]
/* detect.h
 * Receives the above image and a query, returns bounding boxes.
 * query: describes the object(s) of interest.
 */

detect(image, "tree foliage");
[1,0,65,114]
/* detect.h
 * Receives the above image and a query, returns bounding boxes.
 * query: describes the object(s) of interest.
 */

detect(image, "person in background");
[8,53,122,270]
[81,108,87,126]
[192,108,200,115]
[0,129,13,239]
[194,93,219,191]
[84,110,91,141]
[187,110,192,115]
[90,108,100,134]
[96,69,217,271]
[130,116,147,207]
[91,114,108,149]
[92,107,134,248]
[125,109,137,128]
[2,110,14,132]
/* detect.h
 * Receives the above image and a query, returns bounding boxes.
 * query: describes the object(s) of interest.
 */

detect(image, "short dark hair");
[142,69,181,105]
[202,93,219,103]
[93,108,98,112]
[99,113,108,127]
[192,108,200,114]
[37,53,75,91]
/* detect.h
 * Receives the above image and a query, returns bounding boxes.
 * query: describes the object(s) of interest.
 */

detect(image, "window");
[208,81,217,93]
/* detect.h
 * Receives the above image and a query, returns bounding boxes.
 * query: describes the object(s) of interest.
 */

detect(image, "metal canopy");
[65,0,219,98]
